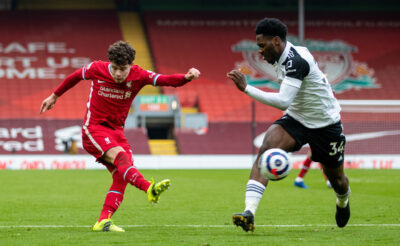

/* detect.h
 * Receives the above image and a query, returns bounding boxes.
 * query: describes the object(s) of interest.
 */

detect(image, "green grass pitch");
[0,169,399,245]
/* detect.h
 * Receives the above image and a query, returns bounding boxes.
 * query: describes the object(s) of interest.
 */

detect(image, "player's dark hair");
[108,41,136,66]
[255,18,287,42]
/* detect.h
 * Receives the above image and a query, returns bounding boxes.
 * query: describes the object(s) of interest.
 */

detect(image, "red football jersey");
[54,61,188,129]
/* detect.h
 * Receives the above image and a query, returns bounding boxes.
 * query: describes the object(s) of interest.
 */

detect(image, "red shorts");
[82,124,133,170]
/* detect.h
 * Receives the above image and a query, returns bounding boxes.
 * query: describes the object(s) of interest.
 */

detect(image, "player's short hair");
[108,41,136,66]
[255,18,287,42]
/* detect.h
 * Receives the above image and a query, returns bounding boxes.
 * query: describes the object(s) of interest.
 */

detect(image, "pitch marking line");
[0,224,399,229]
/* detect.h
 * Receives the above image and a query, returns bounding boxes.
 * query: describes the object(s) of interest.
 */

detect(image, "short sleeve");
[82,61,97,80]
[138,68,161,86]
[284,55,310,82]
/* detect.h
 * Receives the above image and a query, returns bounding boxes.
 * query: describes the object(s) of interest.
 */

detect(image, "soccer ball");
[258,148,291,181]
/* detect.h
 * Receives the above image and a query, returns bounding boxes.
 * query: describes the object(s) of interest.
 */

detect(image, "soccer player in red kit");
[40,41,200,232]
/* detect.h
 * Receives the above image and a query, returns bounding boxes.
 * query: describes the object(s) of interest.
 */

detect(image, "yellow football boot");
[93,219,125,232]
[147,178,171,204]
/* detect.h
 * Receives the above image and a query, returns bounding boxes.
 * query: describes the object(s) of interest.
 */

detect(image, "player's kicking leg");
[106,149,172,203]
[232,124,296,232]
[232,165,266,232]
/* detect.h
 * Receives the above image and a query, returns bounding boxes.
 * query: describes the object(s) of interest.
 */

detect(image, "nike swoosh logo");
[253,130,400,149]
[98,80,106,83]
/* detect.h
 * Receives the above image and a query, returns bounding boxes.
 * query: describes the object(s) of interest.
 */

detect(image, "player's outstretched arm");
[227,69,300,110]
[39,68,84,114]
[40,93,59,114]
[184,68,201,81]
[227,70,247,91]
[153,68,200,87]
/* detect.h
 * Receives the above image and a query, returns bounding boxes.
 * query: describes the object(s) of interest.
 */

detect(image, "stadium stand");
[125,128,151,154]
[175,122,269,154]
[0,119,150,155]
[0,8,155,154]
[0,10,123,120]
[143,11,400,121]
[118,12,160,95]
[148,139,178,155]
[143,11,400,154]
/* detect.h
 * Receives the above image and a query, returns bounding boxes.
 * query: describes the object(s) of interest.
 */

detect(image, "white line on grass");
[0,224,399,229]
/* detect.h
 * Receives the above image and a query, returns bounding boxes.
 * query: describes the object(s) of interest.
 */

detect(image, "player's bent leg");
[232,163,266,232]
[322,164,351,227]
[97,169,127,222]
[147,178,171,204]
[233,123,297,232]
[104,148,172,203]
[334,175,351,228]
[105,149,152,191]
[103,148,172,204]
[93,219,125,232]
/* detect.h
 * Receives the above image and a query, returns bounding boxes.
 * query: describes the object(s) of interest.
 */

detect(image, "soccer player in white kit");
[227,18,351,232]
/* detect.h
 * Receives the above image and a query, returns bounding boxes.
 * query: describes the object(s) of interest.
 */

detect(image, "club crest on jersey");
[231,36,378,93]
[105,137,111,144]
[124,91,132,99]
[126,81,132,88]
[147,70,156,79]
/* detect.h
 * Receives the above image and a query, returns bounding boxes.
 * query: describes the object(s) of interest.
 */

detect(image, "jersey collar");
[108,64,113,77]
[107,63,133,83]
[278,41,292,66]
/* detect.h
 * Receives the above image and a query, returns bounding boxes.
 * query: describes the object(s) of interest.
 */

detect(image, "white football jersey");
[274,41,341,128]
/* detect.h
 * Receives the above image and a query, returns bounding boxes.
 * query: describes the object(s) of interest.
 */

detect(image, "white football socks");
[336,187,351,208]
[244,179,266,216]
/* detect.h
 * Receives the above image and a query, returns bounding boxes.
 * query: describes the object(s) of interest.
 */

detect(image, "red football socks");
[98,171,127,222]
[114,151,151,192]
[298,157,312,178]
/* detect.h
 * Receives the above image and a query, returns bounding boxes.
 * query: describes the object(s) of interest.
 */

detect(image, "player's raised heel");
[93,219,125,232]
[147,179,171,204]
[232,210,255,232]
[335,202,350,228]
